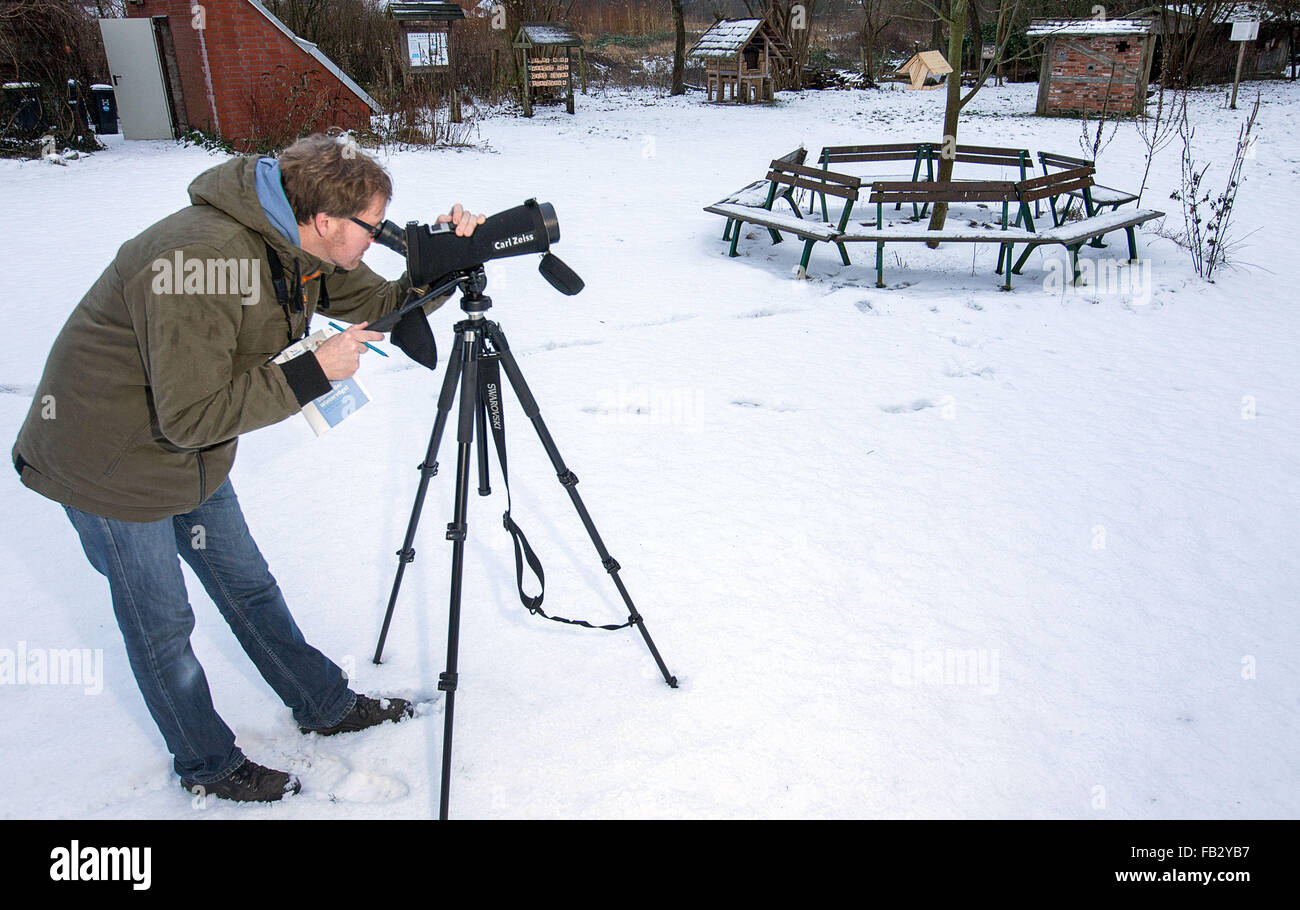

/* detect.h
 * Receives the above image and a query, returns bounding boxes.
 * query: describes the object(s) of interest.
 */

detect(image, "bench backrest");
[1038,151,1093,174]
[870,179,1017,205]
[940,144,1032,169]
[819,142,930,165]
[768,161,862,200]
[774,147,808,169]
[1015,165,1094,204]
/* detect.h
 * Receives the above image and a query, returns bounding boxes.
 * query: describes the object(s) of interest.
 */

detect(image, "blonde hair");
[277,134,392,223]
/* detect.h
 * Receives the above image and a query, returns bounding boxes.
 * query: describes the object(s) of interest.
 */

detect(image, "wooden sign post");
[1230,20,1260,110]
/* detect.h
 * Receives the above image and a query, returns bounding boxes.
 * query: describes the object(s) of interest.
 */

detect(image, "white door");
[99,18,174,140]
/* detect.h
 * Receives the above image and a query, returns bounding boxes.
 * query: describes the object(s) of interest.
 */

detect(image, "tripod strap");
[478,357,633,632]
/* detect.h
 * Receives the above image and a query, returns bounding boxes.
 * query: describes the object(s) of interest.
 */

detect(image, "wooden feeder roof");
[388,2,467,21]
[514,22,584,48]
[896,50,952,76]
[1026,18,1154,38]
[688,18,792,61]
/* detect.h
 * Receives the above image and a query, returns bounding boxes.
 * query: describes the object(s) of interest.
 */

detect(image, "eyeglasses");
[350,216,382,239]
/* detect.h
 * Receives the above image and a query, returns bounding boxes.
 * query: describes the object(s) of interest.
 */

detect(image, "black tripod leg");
[439,328,481,820]
[373,340,465,665]
[475,392,491,496]
[486,323,678,689]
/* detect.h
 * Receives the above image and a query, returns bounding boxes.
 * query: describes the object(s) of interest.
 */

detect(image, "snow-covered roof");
[1163,2,1278,24]
[515,23,583,47]
[247,0,380,113]
[388,2,467,21]
[688,18,764,59]
[1027,18,1156,38]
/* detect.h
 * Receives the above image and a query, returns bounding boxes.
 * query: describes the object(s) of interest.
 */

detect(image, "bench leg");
[728,227,742,258]
[1126,226,1138,261]
[876,241,885,288]
[1069,245,1083,285]
[723,218,733,241]
[836,241,851,266]
[767,227,783,245]
[798,239,817,277]
[1002,244,1013,290]
[1012,243,1038,275]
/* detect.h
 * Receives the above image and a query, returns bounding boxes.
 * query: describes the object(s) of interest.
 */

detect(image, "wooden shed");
[1028,18,1157,117]
[687,17,793,103]
[895,50,952,90]
[514,22,585,117]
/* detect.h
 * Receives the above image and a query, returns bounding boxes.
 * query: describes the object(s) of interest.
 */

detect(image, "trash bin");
[89,84,118,135]
[2,82,42,132]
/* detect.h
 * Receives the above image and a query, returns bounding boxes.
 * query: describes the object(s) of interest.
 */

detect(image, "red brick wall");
[128,0,373,147]
[1044,36,1146,116]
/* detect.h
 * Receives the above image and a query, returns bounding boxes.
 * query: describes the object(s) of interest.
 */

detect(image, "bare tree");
[922,0,1026,234]
[741,0,819,88]
[671,0,686,94]
[0,0,104,152]
[859,0,898,83]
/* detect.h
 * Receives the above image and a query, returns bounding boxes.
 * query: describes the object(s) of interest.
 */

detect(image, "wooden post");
[1231,39,1247,109]
[520,49,533,117]
[566,47,574,114]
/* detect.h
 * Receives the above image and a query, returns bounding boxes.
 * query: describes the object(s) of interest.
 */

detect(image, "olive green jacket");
[13,155,438,521]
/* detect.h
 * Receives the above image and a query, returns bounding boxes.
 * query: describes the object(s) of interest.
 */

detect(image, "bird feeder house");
[896,50,952,90]
[687,16,793,104]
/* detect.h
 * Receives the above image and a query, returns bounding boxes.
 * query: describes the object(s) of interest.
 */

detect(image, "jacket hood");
[186,156,338,275]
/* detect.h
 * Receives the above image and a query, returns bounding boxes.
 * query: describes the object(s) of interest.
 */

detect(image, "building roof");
[389,2,467,21]
[247,0,380,112]
[687,17,792,61]
[514,22,583,47]
[1027,18,1156,38]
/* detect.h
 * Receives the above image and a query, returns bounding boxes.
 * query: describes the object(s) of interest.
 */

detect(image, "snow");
[1,78,1298,819]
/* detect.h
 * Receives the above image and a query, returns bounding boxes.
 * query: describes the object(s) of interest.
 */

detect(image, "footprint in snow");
[288,750,409,804]
[881,399,936,413]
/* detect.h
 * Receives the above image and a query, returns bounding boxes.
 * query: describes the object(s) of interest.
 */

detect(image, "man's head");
[279,134,392,270]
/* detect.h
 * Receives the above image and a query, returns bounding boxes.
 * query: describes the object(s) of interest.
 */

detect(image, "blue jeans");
[64,479,355,783]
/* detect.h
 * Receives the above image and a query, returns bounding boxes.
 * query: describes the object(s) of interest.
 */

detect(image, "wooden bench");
[715,147,808,243]
[1010,166,1164,283]
[816,143,934,219]
[1037,151,1138,229]
[705,159,862,278]
[845,180,1035,288]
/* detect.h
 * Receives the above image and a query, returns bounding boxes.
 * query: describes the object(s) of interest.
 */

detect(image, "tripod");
[371,269,678,820]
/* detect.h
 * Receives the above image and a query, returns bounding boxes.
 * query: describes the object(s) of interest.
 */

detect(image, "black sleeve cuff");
[277,353,333,407]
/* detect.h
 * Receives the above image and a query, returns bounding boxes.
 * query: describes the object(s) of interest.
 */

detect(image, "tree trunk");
[927,0,966,239]
[671,0,686,95]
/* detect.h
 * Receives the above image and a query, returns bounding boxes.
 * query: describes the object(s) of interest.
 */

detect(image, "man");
[12,134,483,803]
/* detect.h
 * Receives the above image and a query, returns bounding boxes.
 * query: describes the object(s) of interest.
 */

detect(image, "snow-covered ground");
[1,79,1296,819]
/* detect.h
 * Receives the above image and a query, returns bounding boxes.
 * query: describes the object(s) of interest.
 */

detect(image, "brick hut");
[1028,17,1157,117]
[687,16,793,104]
[122,0,378,146]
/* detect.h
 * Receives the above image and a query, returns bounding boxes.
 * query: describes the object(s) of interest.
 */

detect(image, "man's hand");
[313,322,384,380]
[437,204,486,237]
